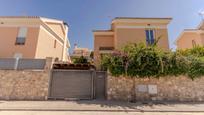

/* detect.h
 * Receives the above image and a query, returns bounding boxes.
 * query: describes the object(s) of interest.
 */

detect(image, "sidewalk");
[0,100,204,112]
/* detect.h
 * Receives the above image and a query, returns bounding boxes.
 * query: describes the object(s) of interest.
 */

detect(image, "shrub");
[101,51,126,76]
[177,46,204,58]
[188,58,204,80]
[162,52,189,76]
[124,43,165,77]
[73,56,89,64]
[101,43,204,79]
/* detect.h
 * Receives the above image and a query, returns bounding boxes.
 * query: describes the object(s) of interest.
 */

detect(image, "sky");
[0,0,204,52]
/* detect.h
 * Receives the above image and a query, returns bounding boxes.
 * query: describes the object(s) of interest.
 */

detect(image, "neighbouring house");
[0,16,71,62]
[176,21,204,49]
[93,17,172,68]
[71,44,91,59]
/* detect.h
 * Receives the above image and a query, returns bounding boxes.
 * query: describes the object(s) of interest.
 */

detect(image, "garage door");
[49,70,94,100]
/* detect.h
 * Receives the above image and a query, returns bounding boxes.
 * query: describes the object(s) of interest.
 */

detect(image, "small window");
[99,47,114,50]
[192,40,196,47]
[54,40,57,48]
[15,27,27,45]
[145,29,155,45]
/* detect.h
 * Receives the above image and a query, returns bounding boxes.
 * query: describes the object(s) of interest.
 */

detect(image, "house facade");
[0,16,71,61]
[71,44,91,59]
[176,21,204,49]
[93,17,172,68]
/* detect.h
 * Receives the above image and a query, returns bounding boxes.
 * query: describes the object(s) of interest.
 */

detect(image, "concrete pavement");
[0,100,204,114]
[1,111,204,115]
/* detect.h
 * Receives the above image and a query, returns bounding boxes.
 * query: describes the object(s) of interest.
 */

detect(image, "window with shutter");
[15,27,27,45]
[145,29,155,45]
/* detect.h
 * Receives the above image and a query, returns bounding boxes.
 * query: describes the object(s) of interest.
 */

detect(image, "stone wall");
[107,75,204,102]
[0,70,49,100]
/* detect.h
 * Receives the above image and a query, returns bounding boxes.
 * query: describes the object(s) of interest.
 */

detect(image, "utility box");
[148,85,158,94]
[137,85,148,93]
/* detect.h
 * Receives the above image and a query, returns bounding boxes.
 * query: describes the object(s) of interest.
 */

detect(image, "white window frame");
[16,27,28,45]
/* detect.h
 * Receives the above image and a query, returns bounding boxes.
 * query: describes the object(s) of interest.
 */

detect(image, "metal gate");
[49,70,94,100]
[95,71,107,99]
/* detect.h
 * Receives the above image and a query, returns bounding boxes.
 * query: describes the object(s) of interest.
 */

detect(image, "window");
[54,40,57,48]
[145,29,155,45]
[99,47,114,50]
[192,40,196,47]
[15,27,27,45]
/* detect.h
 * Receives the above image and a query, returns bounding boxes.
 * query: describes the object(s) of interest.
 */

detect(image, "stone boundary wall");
[0,70,49,100]
[107,75,204,102]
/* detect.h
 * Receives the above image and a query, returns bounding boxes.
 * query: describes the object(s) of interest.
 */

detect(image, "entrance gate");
[49,70,106,100]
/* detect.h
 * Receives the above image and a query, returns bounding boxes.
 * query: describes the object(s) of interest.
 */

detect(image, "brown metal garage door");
[49,70,94,100]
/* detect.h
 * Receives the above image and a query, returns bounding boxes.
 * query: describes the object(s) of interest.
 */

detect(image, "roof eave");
[112,17,172,24]
[174,29,200,45]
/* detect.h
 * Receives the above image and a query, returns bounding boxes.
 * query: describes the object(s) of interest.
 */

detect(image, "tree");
[73,56,88,64]
[90,51,94,59]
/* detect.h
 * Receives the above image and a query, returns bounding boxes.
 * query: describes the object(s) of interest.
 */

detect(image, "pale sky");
[0,0,204,51]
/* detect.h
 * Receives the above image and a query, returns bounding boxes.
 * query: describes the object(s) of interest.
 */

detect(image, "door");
[95,71,106,99]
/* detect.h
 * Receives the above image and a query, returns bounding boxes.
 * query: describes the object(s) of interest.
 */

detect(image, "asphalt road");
[1,100,204,115]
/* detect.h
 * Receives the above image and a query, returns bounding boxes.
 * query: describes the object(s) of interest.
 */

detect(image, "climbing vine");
[101,43,204,80]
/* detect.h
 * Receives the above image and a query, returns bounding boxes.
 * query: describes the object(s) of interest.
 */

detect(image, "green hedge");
[101,43,204,80]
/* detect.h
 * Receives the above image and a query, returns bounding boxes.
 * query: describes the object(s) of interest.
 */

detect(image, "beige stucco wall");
[0,70,49,100]
[0,17,70,61]
[35,27,64,60]
[107,75,204,102]
[115,28,146,49]
[154,29,170,50]
[177,32,203,49]
[46,22,65,40]
[114,26,169,50]
[94,34,114,68]
[0,27,39,58]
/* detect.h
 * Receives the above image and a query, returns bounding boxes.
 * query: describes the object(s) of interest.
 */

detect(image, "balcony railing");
[99,47,114,51]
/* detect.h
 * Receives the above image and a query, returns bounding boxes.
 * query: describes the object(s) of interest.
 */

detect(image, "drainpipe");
[14,58,19,70]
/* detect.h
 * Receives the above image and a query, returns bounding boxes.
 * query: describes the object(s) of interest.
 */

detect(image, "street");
[1,111,204,115]
[0,101,204,115]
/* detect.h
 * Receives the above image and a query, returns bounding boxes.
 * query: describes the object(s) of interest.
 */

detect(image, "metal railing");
[0,58,46,70]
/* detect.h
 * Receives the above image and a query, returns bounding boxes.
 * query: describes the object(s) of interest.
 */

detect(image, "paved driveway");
[0,100,204,115]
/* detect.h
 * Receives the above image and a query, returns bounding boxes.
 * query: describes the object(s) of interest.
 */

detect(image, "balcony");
[99,47,114,54]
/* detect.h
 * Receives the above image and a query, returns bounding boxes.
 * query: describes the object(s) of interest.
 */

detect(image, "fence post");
[14,58,19,70]
[44,57,54,71]
[91,69,96,99]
